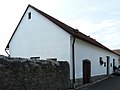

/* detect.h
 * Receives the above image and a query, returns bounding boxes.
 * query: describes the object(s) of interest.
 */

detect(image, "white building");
[5,4,120,86]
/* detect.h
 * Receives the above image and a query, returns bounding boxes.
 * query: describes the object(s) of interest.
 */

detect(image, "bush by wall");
[0,55,70,90]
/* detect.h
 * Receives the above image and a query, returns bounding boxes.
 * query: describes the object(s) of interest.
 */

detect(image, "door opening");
[83,59,91,84]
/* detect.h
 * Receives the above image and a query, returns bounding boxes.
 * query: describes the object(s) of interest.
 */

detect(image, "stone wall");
[0,55,70,90]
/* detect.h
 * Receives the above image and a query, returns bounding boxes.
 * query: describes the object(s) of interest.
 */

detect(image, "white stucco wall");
[9,7,71,62]
[73,38,119,78]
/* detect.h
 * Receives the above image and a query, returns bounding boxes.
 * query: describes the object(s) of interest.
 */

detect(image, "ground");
[77,75,120,90]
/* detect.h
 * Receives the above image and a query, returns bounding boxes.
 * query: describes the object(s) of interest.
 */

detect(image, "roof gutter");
[5,48,10,57]
[72,37,75,88]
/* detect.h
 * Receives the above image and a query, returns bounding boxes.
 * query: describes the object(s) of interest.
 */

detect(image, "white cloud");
[110,11,120,15]
[68,18,120,50]
[79,7,99,13]
[90,19,120,49]
[68,19,97,35]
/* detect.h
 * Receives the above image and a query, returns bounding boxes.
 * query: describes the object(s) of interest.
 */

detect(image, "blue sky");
[0,0,120,55]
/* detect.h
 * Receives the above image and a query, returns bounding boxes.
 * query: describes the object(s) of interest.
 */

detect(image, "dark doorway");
[83,59,91,84]
[106,56,110,75]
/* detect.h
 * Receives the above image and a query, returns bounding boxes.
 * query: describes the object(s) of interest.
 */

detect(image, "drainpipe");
[5,48,10,57]
[106,56,110,75]
[72,37,75,88]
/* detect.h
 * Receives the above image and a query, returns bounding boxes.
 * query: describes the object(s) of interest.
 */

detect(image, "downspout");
[72,37,75,88]
[106,56,110,75]
[5,48,10,57]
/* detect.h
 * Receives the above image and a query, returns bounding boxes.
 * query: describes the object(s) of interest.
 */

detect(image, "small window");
[28,12,31,19]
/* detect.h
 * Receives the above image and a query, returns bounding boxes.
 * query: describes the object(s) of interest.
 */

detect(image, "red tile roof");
[6,4,120,56]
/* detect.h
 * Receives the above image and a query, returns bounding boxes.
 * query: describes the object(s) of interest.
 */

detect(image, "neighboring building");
[113,49,120,55]
[5,4,120,87]
[113,49,120,64]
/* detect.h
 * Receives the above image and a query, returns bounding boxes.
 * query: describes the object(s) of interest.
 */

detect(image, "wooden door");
[83,59,91,84]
